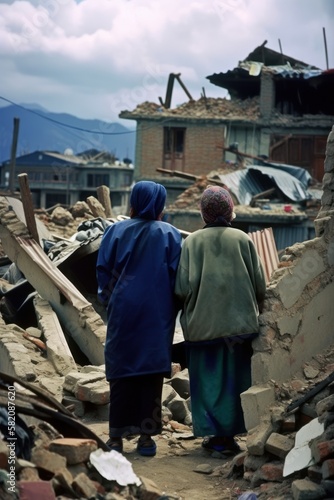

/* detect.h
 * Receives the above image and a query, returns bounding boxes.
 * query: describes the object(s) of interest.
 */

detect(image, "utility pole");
[9,117,20,192]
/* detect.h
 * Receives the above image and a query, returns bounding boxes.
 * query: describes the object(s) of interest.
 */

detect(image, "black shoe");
[106,437,123,453]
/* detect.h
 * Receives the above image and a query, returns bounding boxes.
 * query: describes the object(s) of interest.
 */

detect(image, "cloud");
[0,0,333,121]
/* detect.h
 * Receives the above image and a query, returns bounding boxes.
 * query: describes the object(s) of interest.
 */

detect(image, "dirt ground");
[85,417,253,500]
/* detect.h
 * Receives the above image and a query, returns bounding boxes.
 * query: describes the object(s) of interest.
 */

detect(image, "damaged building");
[0,129,333,496]
[119,41,334,197]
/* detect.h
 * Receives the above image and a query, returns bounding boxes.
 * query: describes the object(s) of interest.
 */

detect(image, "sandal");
[202,436,240,454]
[106,437,123,453]
[137,435,157,457]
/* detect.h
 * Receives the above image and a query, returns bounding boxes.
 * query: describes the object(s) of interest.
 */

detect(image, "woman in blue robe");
[96,181,182,456]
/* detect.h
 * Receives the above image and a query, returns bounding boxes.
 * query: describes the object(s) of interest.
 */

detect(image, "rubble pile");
[120,96,261,121]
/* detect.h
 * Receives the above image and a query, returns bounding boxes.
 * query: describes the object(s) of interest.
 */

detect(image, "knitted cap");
[200,186,234,224]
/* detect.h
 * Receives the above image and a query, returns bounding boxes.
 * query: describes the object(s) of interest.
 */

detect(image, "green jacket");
[175,226,266,342]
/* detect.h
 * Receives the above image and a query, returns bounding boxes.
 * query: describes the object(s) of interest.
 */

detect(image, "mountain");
[0,104,136,163]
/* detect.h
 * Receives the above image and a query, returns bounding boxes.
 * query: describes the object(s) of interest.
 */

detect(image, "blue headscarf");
[130,181,167,220]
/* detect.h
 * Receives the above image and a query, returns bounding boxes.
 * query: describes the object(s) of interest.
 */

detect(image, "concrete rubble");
[0,125,333,498]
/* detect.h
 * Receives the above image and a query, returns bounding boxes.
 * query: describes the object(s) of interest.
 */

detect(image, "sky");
[0,0,334,125]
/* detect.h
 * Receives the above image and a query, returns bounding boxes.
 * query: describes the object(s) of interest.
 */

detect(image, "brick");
[322,459,334,480]
[308,465,323,483]
[18,481,56,499]
[291,478,326,499]
[258,462,284,482]
[49,438,98,465]
[265,432,294,459]
[311,440,334,464]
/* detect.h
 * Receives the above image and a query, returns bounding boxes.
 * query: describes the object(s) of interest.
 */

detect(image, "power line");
[0,96,136,136]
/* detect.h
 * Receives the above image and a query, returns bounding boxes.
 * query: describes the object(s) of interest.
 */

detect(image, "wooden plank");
[18,173,40,245]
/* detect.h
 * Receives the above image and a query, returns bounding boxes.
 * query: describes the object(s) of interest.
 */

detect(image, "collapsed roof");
[206,41,334,115]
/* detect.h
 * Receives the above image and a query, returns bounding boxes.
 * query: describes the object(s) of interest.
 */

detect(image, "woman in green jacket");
[175,186,266,453]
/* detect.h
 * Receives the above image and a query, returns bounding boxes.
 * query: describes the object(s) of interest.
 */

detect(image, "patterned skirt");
[185,334,255,438]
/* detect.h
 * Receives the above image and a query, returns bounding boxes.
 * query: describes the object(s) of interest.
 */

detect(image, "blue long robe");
[96,217,182,380]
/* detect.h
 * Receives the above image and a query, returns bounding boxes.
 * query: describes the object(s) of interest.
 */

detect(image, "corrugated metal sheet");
[248,227,279,283]
[217,165,312,204]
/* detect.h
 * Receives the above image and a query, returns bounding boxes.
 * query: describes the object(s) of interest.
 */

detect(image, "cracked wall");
[241,126,334,430]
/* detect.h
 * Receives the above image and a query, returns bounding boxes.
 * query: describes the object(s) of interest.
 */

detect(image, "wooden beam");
[156,168,228,188]
[18,173,40,245]
[9,117,20,193]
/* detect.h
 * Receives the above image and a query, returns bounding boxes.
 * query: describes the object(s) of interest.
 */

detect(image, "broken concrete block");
[291,478,326,499]
[167,369,190,399]
[31,448,67,473]
[72,472,98,498]
[80,364,105,373]
[63,371,105,393]
[167,395,191,424]
[75,380,110,405]
[246,420,273,456]
[265,432,294,459]
[49,438,98,465]
[162,384,178,406]
[34,295,77,376]
[240,384,275,430]
[38,376,65,402]
[0,332,36,381]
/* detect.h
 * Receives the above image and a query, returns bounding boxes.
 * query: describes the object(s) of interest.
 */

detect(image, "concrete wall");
[241,125,334,430]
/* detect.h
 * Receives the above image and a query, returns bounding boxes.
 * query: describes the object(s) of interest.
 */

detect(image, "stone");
[138,476,163,500]
[49,438,98,465]
[193,463,214,474]
[304,366,320,379]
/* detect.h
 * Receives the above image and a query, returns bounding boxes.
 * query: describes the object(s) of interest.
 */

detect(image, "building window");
[87,173,110,187]
[163,127,186,171]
